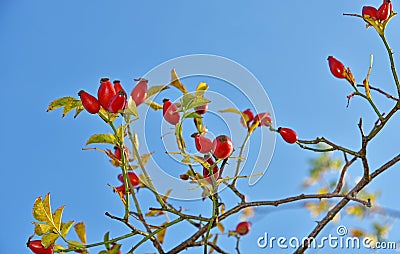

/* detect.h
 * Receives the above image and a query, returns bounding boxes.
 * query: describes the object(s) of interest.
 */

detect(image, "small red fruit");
[78,90,100,114]
[162,98,180,125]
[117,172,140,187]
[130,78,148,106]
[202,157,219,184]
[327,56,347,79]
[114,146,130,161]
[377,0,392,21]
[278,127,298,144]
[194,103,208,114]
[191,133,213,154]
[240,109,254,127]
[108,90,127,113]
[113,80,125,94]
[253,112,272,127]
[362,6,378,19]
[235,221,251,236]
[98,78,116,109]
[27,239,54,254]
[212,135,233,159]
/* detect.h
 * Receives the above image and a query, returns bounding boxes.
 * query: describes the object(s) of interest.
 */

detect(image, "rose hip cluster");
[362,0,393,22]
[78,78,148,114]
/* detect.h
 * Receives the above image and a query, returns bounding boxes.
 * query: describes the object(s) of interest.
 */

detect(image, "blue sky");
[1,0,400,253]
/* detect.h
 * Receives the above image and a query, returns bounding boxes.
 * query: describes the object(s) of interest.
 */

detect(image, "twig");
[190,241,229,254]
[298,137,360,157]
[333,156,357,194]
[356,84,398,101]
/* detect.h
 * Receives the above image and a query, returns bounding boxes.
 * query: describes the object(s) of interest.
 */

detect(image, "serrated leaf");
[170,69,188,94]
[34,223,52,236]
[52,206,64,231]
[33,194,52,223]
[47,96,82,118]
[125,97,138,117]
[217,223,225,234]
[61,220,74,238]
[86,133,116,146]
[74,222,87,244]
[42,233,59,248]
[157,222,168,244]
[147,85,169,99]
[145,100,163,111]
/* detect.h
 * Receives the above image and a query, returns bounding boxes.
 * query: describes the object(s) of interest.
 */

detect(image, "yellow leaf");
[140,152,154,166]
[196,82,208,96]
[162,189,172,202]
[34,223,52,236]
[240,206,255,221]
[61,220,75,238]
[125,97,138,117]
[145,210,164,217]
[170,69,188,94]
[363,79,372,100]
[157,222,168,244]
[144,100,163,111]
[217,223,225,234]
[33,194,52,223]
[52,206,64,231]
[74,222,87,244]
[42,233,59,248]
[146,85,169,99]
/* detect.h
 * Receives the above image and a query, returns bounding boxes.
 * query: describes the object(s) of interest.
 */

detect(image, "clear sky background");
[1,0,400,253]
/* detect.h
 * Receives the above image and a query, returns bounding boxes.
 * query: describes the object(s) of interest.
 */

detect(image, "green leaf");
[61,220,75,238]
[103,232,110,250]
[67,240,86,250]
[42,233,59,248]
[124,97,138,117]
[86,133,116,146]
[74,222,87,244]
[170,69,188,94]
[181,94,210,111]
[34,223,52,236]
[146,85,169,99]
[74,106,85,118]
[183,112,202,119]
[47,96,82,118]
[145,100,163,111]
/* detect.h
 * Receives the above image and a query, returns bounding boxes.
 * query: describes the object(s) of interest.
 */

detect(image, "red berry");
[114,146,130,161]
[117,172,140,187]
[78,90,100,114]
[327,56,347,79]
[113,80,125,94]
[194,103,208,114]
[130,78,148,106]
[115,184,125,194]
[278,127,298,144]
[162,98,180,125]
[240,109,254,127]
[377,0,392,21]
[235,221,251,236]
[212,135,233,159]
[202,157,219,184]
[362,6,378,19]
[191,133,213,154]
[108,90,127,113]
[253,112,272,127]
[98,78,116,109]
[27,240,54,254]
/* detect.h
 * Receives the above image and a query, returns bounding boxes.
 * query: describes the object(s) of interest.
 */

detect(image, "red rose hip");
[362,6,378,19]
[377,0,392,21]
[78,90,100,114]
[191,133,213,154]
[108,90,127,113]
[327,56,347,79]
[162,98,180,125]
[27,239,54,254]
[278,127,298,144]
[235,221,251,236]
[117,172,140,187]
[212,135,233,159]
[253,112,272,127]
[98,78,116,109]
[240,109,254,127]
[130,78,148,106]
[194,103,208,114]
[113,80,125,94]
